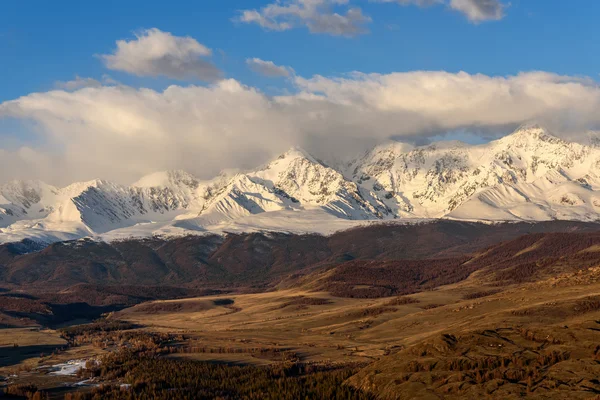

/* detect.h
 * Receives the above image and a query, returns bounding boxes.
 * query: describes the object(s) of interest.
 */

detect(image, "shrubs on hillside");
[323,257,472,298]
[60,320,137,338]
[273,296,332,311]
[574,296,600,314]
[2,384,48,399]
[469,233,600,284]
[0,295,50,314]
[70,350,373,400]
[346,307,399,319]
[385,296,420,306]
[462,289,501,300]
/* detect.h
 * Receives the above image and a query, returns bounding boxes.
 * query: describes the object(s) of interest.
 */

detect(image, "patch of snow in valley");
[48,359,87,376]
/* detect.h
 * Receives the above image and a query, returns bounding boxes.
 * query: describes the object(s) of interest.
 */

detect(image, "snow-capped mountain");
[349,124,600,222]
[2,124,600,244]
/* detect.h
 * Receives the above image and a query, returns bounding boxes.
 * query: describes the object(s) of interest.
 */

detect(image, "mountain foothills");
[1,220,600,326]
[2,124,600,244]
[5,221,600,398]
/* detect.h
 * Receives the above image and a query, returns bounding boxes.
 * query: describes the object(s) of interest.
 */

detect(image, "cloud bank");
[54,75,119,91]
[236,0,371,37]
[101,28,222,81]
[363,0,507,24]
[247,58,294,77]
[1,71,600,185]
[54,76,103,91]
[371,0,444,7]
[449,0,506,22]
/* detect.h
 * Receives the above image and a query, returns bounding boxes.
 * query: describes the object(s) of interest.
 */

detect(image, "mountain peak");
[255,147,325,174]
[511,123,553,138]
[132,170,199,189]
[498,123,563,145]
[371,140,415,154]
[278,146,319,163]
[3,130,600,244]
[254,147,324,180]
[516,122,545,131]
[1,179,56,193]
[512,122,547,136]
[57,179,115,197]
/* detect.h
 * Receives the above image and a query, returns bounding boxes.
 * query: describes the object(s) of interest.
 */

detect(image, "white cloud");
[449,0,506,22]
[237,10,293,32]
[293,71,600,127]
[371,0,506,23]
[100,28,222,81]
[54,76,102,91]
[246,58,294,77]
[1,71,600,185]
[0,147,60,184]
[101,74,120,85]
[54,75,119,91]
[236,0,371,37]
[372,0,443,6]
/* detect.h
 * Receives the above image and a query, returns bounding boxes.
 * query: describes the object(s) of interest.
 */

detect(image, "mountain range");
[2,124,600,244]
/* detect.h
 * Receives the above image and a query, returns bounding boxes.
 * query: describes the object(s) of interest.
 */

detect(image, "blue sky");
[1,0,600,184]
[1,0,599,102]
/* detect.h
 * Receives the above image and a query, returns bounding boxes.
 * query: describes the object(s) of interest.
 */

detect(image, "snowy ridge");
[2,125,600,244]
[350,124,600,220]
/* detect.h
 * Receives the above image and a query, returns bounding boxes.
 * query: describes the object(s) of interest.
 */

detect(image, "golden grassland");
[3,263,600,398]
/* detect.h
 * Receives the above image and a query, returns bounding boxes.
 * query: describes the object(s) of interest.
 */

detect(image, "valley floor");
[3,265,600,399]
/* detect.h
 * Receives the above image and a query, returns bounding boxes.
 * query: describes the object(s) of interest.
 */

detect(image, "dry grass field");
[4,228,600,398]
[3,272,600,398]
[107,264,600,398]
